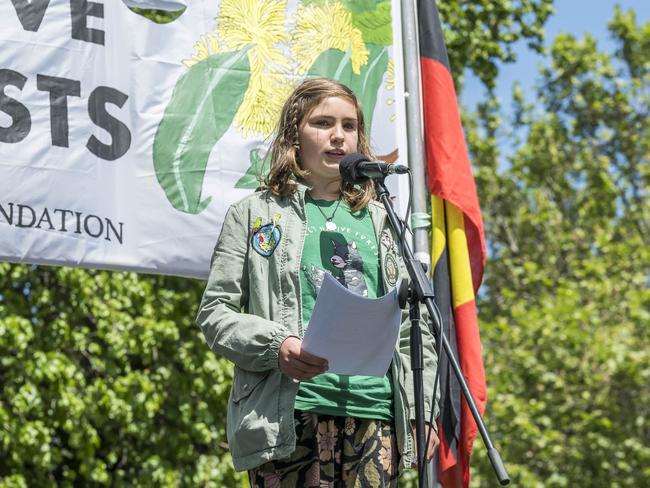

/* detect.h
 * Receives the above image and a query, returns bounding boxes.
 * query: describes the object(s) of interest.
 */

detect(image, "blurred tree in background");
[467,6,649,487]
[1,1,647,487]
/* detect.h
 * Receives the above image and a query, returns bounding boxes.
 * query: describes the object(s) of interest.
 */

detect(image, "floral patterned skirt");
[248,410,399,488]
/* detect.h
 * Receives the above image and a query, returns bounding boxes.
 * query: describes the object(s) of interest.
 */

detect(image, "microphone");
[339,153,409,184]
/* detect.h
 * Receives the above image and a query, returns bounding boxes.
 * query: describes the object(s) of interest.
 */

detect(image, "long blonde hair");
[264,78,375,212]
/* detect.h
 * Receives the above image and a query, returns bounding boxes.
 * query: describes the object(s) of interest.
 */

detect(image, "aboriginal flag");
[417,1,488,487]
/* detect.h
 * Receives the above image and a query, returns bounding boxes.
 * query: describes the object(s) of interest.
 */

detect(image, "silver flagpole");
[400,0,431,267]
[400,1,439,487]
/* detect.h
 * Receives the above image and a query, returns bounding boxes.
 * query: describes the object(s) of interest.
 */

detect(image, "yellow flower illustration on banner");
[216,0,291,136]
[216,0,289,73]
[385,58,397,121]
[182,0,291,136]
[182,33,223,68]
[292,1,368,75]
[237,74,295,137]
[385,58,396,91]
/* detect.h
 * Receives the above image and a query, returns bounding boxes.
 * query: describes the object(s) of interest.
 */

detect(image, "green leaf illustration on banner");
[352,2,392,46]
[153,49,250,214]
[339,0,384,14]
[125,4,186,23]
[128,9,185,23]
[307,44,389,134]
[235,148,270,189]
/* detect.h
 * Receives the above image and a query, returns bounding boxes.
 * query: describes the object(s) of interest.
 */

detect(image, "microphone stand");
[374,177,509,487]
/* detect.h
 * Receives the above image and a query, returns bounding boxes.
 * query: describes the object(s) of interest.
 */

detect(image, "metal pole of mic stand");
[375,178,510,486]
[408,290,429,488]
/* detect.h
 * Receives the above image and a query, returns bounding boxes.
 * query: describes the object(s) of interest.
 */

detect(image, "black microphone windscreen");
[340,153,370,183]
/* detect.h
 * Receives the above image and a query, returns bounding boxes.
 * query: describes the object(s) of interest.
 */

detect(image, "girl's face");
[297,96,359,186]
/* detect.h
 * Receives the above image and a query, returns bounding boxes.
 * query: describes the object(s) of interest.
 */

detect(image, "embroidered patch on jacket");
[380,229,394,251]
[251,215,282,257]
[384,252,399,287]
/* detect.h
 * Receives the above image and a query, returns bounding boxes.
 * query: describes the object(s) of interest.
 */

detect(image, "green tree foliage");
[0,266,241,486]
[438,0,555,90]
[466,7,650,487]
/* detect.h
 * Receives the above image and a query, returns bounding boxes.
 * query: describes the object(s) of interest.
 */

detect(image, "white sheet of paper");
[301,273,402,377]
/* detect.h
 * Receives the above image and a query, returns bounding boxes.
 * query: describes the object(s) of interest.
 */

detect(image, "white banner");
[0,0,409,278]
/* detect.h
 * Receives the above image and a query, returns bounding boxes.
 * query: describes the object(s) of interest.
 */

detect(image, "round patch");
[384,252,399,287]
[251,223,281,257]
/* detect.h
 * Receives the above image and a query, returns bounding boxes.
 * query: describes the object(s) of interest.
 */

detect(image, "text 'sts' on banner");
[0,0,408,278]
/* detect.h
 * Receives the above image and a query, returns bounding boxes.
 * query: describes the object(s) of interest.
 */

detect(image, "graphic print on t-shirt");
[297,199,393,421]
[303,238,368,297]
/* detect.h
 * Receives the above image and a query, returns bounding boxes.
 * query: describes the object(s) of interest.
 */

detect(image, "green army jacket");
[196,185,439,472]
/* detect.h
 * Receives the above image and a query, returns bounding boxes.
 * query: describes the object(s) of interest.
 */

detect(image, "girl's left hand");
[410,421,440,466]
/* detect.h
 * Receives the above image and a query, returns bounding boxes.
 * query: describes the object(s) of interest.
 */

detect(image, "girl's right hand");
[278,336,329,381]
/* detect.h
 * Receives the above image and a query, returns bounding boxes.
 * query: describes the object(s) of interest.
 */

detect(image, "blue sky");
[461,0,650,111]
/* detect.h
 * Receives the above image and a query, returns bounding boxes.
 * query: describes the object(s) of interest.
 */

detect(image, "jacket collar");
[291,182,387,235]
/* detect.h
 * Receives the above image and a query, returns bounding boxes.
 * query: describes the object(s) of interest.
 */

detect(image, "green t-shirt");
[295,196,394,421]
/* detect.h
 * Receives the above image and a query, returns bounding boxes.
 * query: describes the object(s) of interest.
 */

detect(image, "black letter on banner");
[17,204,36,227]
[87,86,131,161]
[9,0,51,32]
[70,0,105,46]
[0,69,31,143]
[36,75,81,148]
[0,203,15,224]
